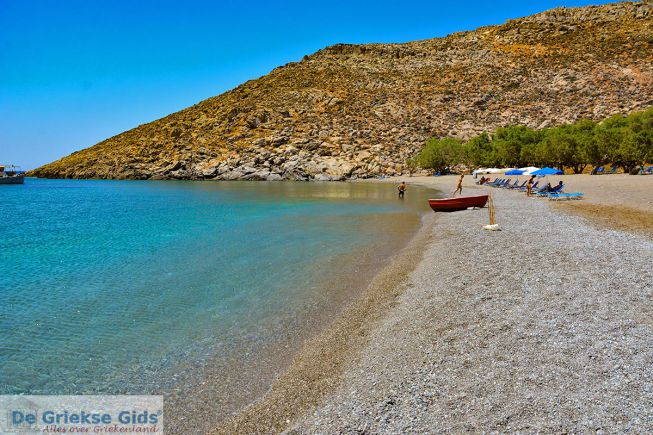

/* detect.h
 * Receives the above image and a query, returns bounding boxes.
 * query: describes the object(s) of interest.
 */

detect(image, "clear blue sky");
[1,0,614,169]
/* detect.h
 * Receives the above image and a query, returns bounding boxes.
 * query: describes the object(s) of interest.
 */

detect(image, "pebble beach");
[292,176,653,432]
[214,174,653,433]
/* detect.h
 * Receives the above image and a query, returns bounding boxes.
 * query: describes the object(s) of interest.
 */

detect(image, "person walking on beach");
[453,174,464,196]
[398,181,407,199]
[526,175,536,197]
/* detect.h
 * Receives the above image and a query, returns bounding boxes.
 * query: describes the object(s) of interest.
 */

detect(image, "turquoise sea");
[0,178,429,429]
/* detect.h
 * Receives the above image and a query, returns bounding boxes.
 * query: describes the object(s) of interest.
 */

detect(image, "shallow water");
[0,178,430,428]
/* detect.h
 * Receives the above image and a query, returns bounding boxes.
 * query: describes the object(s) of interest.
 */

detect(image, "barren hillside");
[31,1,653,180]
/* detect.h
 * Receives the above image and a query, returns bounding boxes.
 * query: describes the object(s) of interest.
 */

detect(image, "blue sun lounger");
[519,181,538,191]
[548,192,584,201]
[535,183,565,197]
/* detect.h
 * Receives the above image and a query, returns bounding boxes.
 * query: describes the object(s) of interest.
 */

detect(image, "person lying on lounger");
[549,181,563,192]
[538,182,551,193]
[543,181,565,194]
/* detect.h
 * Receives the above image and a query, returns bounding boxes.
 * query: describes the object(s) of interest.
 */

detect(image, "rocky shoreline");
[172,148,372,182]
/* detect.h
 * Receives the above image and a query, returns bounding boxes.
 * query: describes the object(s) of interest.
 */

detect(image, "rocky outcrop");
[31,1,653,180]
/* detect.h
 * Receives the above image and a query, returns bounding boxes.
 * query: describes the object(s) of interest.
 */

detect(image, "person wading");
[398,181,407,199]
[453,174,464,196]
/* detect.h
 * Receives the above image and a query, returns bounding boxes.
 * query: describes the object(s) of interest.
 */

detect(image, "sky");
[0,0,615,169]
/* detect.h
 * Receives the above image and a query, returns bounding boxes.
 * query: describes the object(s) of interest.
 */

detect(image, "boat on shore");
[428,194,489,212]
[0,164,25,184]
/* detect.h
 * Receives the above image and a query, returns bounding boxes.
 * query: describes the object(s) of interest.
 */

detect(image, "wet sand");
[166,206,428,434]
[209,175,652,433]
[211,213,436,434]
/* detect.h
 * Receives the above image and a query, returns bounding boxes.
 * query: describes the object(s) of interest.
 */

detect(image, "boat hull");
[0,175,24,184]
[428,194,489,212]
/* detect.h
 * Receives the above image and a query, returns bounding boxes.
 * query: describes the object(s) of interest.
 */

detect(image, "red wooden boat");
[428,194,489,212]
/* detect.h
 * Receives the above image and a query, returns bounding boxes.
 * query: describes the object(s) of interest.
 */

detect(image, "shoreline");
[144,182,432,434]
[4,178,434,434]
[166,205,427,433]
[212,174,651,433]
[291,177,652,432]
[211,204,439,433]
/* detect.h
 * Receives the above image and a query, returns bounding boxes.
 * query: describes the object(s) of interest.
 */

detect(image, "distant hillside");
[31,1,653,180]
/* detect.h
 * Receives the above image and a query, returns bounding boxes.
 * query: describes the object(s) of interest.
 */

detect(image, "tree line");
[412,107,653,174]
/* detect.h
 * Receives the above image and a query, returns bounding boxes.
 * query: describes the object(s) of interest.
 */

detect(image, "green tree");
[625,108,653,167]
[520,130,550,167]
[416,137,463,173]
[463,133,493,167]
[492,126,542,167]
[412,107,653,174]
[569,119,605,170]
[572,119,597,172]
[540,120,594,173]
[596,114,634,172]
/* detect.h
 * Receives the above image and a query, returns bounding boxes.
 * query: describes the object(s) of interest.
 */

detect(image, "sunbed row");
[484,178,584,200]
[594,166,618,175]
[595,165,652,175]
[485,178,532,191]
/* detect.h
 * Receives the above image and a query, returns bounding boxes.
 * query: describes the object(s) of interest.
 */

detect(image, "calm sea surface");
[0,178,430,428]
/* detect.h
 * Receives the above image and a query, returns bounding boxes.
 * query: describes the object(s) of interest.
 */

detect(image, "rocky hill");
[31,1,653,180]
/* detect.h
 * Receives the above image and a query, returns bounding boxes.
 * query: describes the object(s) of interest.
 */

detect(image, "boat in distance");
[428,194,489,212]
[0,164,24,184]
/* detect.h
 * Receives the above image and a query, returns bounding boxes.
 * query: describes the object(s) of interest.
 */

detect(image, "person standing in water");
[398,181,407,199]
[453,174,464,196]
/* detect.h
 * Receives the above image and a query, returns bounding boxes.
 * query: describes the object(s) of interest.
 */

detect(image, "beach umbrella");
[520,166,540,175]
[505,169,525,175]
[531,167,563,175]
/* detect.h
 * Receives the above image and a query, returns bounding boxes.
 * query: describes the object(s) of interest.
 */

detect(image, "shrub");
[412,107,653,173]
